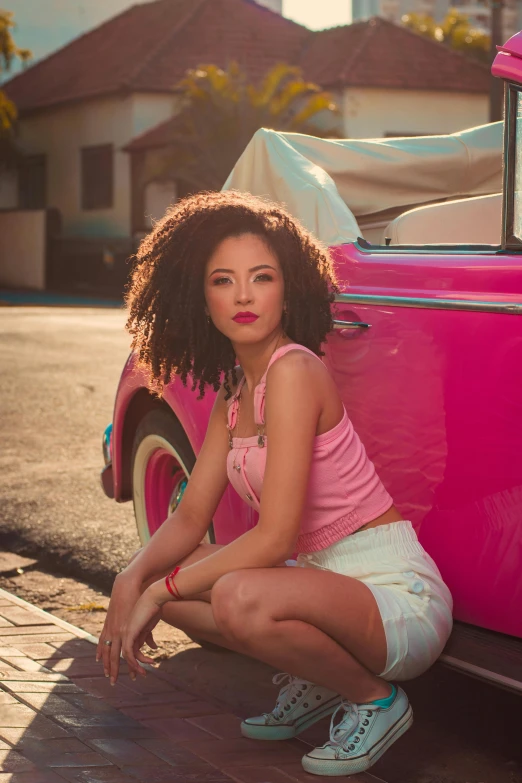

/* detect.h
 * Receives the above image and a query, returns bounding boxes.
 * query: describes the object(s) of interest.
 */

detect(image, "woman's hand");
[96,571,158,684]
[121,586,166,679]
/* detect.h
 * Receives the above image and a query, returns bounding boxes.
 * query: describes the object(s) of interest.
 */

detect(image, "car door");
[323,84,522,639]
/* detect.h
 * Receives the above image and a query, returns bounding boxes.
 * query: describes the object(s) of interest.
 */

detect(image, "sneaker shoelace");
[266,672,310,722]
[327,700,374,752]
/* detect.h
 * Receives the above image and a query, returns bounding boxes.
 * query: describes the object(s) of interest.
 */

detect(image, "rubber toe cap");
[242,715,269,727]
[304,744,338,761]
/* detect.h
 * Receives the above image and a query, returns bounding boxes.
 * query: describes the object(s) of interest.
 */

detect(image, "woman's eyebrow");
[208,264,277,276]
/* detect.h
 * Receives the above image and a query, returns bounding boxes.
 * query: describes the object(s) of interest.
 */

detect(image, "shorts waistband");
[298,520,424,566]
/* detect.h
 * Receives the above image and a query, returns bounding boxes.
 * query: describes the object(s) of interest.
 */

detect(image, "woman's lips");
[233,314,259,324]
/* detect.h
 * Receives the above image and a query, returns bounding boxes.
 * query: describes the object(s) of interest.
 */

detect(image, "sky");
[4,1,351,75]
[284,0,350,29]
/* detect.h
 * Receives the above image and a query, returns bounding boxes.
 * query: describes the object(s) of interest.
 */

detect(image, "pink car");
[102,34,522,691]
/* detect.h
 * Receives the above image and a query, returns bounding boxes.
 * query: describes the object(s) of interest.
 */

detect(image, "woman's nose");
[235,287,253,304]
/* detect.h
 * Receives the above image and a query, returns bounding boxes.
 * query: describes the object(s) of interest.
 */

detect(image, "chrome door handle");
[333,319,371,330]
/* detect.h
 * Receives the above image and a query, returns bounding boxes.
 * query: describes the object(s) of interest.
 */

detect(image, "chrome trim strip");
[440,654,522,695]
[333,319,371,329]
[335,292,522,315]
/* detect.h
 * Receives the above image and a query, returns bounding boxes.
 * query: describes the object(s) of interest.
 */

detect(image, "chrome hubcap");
[168,474,188,516]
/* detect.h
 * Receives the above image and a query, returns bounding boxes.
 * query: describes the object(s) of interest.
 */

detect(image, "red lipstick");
[233,311,259,324]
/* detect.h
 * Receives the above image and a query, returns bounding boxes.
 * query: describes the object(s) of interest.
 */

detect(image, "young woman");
[98,191,453,777]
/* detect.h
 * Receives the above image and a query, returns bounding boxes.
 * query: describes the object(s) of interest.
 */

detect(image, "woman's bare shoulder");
[267,349,327,386]
[265,349,341,423]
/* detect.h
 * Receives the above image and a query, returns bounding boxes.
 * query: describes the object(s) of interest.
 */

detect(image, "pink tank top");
[226,344,393,553]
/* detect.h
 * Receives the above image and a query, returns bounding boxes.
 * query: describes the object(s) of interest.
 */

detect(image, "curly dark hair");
[125,190,339,399]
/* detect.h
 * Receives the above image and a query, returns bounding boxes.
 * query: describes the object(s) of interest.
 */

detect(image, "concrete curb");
[0,585,99,644]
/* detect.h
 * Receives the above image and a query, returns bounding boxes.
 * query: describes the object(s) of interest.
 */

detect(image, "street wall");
[0,210,47,290]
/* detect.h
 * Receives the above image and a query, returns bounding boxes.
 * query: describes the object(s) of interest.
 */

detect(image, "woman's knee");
[211,571,264,639]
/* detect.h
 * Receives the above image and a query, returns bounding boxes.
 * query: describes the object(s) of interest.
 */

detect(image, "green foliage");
[160,61,340,191]
[0,10,32,165]
[402,8,490,63]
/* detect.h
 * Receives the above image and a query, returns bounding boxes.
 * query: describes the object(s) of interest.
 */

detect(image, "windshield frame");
[502,82,522,249]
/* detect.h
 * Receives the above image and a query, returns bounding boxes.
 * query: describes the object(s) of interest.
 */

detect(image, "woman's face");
[204,233,285,345]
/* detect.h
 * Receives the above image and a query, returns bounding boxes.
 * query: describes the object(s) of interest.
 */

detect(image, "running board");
[440,621,522,694]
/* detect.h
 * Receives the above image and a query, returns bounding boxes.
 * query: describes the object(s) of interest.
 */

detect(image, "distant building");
[452,0,522,40]
[351,0,522,40]
[352,0,448,25]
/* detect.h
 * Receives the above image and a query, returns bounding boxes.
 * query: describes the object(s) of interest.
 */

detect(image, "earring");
[282,303,288,330]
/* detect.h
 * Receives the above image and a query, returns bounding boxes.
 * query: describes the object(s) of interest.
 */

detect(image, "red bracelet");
[165,567,181,598]
[165,578,179,599]
[165,566,183,600]
[165,576,180,599]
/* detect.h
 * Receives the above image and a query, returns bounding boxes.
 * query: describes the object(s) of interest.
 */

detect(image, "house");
[1,0,490,243]
[301,18,489,139]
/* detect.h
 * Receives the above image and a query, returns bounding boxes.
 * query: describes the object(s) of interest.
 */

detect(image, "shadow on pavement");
[0,288,123,308]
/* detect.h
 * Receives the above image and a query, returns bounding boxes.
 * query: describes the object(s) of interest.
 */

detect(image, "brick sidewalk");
[0,588,382,783]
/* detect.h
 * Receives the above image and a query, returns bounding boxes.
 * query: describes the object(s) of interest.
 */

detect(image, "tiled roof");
[124,116,181,152]
[301,17,490,93]
[4,0,310,113]
[4,2,490,114]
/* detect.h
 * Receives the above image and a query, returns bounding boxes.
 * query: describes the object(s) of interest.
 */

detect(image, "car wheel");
[131,409,215,546]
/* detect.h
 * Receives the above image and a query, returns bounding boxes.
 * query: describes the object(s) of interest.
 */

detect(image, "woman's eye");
[255,274,273,282]
[212,277,231,286]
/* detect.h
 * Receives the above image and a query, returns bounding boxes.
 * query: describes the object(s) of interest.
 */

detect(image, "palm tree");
[401,9,490,63]
[159,62,340,192]
[0,10,31,166]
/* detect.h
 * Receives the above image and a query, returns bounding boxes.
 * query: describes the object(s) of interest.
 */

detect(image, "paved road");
[0,306,521,783]
[0,306,138,587]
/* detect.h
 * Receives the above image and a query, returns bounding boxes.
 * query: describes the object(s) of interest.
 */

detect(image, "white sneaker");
[241,672,342,741]
[301,686,413,776]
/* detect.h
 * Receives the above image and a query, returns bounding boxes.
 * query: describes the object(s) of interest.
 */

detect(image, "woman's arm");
[99,385,233,681]
[116,385,231,589]
[146,351,323,603]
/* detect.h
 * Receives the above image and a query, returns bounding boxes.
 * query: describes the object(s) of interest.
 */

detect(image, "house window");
[81,144,113,210]
[18,154,47,209]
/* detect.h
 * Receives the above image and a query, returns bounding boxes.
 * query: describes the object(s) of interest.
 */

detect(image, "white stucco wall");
[144,180,178,228]
[342,88,489,138]
[6,92,175,238]
[0,169,17,209]
[130,93,177,138]
[0,210,46,289]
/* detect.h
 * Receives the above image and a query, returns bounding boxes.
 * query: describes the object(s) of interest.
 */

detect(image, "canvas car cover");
[222,122,503,246]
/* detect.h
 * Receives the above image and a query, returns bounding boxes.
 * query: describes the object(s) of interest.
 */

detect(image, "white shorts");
[293,520,453,681]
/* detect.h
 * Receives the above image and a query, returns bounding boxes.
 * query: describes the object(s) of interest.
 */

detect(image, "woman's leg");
[158,546,291,651]
[211,567,390,704]
[160,554,389,702]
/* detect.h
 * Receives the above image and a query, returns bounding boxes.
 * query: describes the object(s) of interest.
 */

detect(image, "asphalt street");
[0,305,138,587]
[1,304,521,783]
